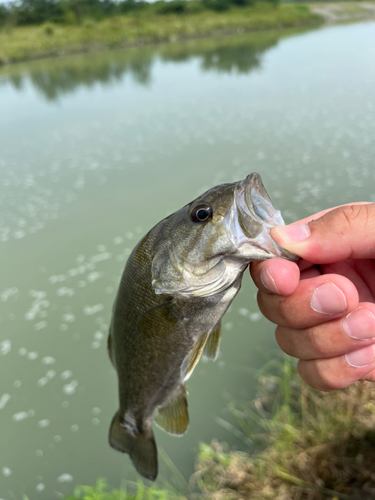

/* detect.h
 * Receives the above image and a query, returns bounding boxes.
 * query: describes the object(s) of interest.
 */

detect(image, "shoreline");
[1,2,374,67]
[0,3,323,66]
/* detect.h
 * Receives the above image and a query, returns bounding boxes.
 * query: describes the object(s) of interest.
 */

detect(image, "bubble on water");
[70,424,79,432]
[113,236,123,245]
[87,271,101,282]
[92,407,101,415]
[78,281,87,287]
[1,287,19,302]
[97,245,107,252]
[83,304,104,316]
[238,308,249,317]
[38,419,50,428]
[18,347,27,356]
[38,377,49,388]
[56,287,75,297]
[27,351,39,360]
[2,467,11,477]
[34,321,47,331]
[13,411,29,422]
[62,401,69,409]
[63,380,78,395]
[0,340,11,355]
[36,483,45,492]
[25,291,50,322]
[224,322,233,331]
[76,254,85,264]
[125,232,134,239]
[92,418,100,425]
[57,473,73,483]
[94,331,104,341]
[54,435,62,443]
[61,370,72,380]
[14,230,26,239]
[36,449,43,457]
[105,286,114,294]
[0,393,10,410]
[62,313,75,323]
[42,356,56,365]
[91,341,101,349]
[13,380,21,388]
[218,361,226,369]
[249,312,262,322]
[49,275,66,284]
[28,409,35,417]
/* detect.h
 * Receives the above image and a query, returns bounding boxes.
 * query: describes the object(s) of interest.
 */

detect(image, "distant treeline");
[0,0,279,27]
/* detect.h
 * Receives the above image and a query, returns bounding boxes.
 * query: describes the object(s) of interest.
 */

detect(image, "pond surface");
[1,21,375,499]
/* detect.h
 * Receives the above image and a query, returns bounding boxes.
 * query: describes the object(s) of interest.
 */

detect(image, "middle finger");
[257,274,359,329]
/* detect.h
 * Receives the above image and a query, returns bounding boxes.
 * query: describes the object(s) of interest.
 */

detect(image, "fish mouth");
[234,173,299,262]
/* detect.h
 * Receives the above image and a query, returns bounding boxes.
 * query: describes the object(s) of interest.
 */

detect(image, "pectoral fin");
[203,322,221,361]
[181,331,210,382]
[156,384,189,435]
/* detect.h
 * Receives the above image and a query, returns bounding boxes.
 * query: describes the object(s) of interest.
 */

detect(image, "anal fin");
[156,384,189,435]
[203,321,221,361]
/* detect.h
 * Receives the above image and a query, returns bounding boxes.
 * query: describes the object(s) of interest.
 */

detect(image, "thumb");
[271,204,375,264]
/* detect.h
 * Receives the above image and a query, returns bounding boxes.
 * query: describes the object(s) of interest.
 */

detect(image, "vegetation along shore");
[1,0,375,65]
[63,360,375,499]
[0,2,321,65]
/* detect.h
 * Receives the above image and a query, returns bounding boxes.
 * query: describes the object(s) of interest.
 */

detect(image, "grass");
[194,359,375,499]
[0,3,322,65]
[64,478,186,500]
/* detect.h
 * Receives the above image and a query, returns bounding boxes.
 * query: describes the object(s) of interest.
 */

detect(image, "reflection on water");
[1,21,375,500]
[1,30,284,100]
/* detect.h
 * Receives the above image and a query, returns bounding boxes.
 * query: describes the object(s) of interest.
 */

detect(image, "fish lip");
[236,173,299,262]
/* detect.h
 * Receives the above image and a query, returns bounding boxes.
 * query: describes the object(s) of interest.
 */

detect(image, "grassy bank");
[65,360,375,500]
[195,361,375,499]
[0,3,321,65]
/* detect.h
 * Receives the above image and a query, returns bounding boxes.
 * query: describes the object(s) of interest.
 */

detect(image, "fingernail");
[343,308,375,340]
[345,345,375,368]
[311,281,347,315]
[260,268,279,294]
[274,224,310,244]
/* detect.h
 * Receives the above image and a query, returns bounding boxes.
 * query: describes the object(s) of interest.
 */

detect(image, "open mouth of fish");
[233,173,298,261]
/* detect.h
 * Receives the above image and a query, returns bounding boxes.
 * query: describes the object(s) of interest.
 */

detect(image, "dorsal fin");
[156,384,189,435]
[181,331,210,382]
[203,321,221,361]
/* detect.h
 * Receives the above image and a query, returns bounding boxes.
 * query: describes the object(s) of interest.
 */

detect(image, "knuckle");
[298,360,343,392]
[338,205,373,232]
[306,327,325,359]
[256,291,275,322]
[278,298,300,328]
[275,326,293,356]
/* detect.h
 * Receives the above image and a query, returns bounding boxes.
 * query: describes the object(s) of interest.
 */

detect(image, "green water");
[1,22,375,499]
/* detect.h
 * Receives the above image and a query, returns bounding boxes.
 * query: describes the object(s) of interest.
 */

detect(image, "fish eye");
[190,204,213,223]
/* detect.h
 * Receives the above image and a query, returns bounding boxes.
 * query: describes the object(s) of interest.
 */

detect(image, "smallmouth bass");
[108,173,297,480]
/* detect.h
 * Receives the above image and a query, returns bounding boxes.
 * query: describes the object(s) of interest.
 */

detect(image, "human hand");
[250,204,375,391]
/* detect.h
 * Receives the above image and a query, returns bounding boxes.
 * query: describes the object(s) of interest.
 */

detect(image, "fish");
[107,172,297,481]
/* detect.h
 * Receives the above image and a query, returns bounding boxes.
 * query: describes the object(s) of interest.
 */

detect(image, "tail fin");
[109,411,158,481]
